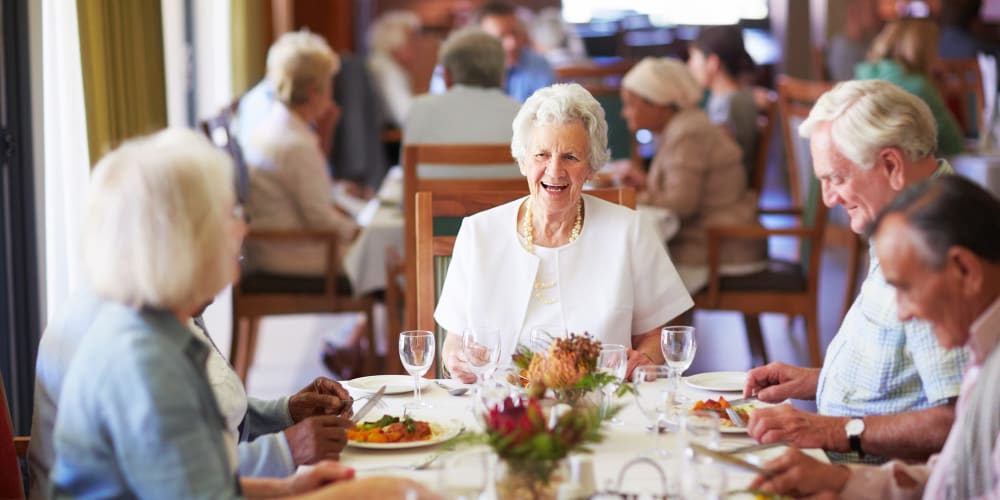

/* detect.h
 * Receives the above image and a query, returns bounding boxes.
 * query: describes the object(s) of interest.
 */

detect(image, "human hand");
[750,448,850,498]
[744,362,820,402]
[283,414,352,465]
[747,405,848,451]
[444,351,477,384]
[284,460,355,494]
[625,349,656,380]
[290,377,353,421]
[306,477,442,499]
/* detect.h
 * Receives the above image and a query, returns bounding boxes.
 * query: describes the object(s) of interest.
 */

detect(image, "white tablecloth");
[340,377,826,497]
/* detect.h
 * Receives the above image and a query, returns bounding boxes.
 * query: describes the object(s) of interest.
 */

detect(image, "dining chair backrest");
[930,58,985,139]
[1,373,24,499]
[402,143,526,332]
[414,188,635,377]
[554,59,638,162]
[750,88,779,195]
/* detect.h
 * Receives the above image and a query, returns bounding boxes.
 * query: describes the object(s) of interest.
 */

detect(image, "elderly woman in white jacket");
[435,83,694,382]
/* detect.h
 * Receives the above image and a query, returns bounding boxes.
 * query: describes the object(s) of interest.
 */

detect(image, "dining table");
[338,373,828,498]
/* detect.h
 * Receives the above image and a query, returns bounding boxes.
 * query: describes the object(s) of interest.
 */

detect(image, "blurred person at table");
[824,0,881,82]
[687,25,760,179]
[743,80,968,464]
[855,18,965,155]
[242,31,359,281]
[477,1,555,102]
[530,7,588,68]
[403,28,520,153]
[367,10,421,128]
[619,57,767,293]
[29,292,357,498]
[750,175,1000,499]
[435,83,694,383]
[939,0,996,60]
[49,128,434,499]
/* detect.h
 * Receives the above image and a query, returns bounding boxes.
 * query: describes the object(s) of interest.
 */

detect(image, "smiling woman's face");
[520,121,594,219]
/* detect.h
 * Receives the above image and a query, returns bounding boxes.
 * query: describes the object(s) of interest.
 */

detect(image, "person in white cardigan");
[435,83,694,382]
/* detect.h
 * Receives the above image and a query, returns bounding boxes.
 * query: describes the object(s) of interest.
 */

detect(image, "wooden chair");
[750,88,779,196]
[199,104,376,383]
[690,76,835,368]
[930,58,985,138]
[554,58,636,96]
[2,373,26,499]
[400,144,525,337]
[413,188,636,377]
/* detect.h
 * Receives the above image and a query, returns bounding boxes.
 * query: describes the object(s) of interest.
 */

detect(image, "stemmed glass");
[632,365,676,448]
[399,330,435,409]
[597,344,627,425]
[660,326,697,403]
[525,324,564,353]
[462,326,502,388]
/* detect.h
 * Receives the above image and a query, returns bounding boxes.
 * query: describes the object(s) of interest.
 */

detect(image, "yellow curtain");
[231,0,268,98]
[77,0,167,166]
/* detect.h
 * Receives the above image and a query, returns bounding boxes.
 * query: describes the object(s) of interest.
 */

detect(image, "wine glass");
[660,326,697,403]
[438,448,492,499]
[399,330,435,409]
[462,326,502,389]
[524,324,564,353]
[597,344,627,425]
[632,365,677,455]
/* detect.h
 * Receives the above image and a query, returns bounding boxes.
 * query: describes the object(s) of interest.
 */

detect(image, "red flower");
[486,397,544,446]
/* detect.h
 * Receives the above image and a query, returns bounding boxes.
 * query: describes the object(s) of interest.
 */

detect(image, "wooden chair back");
[1,374,24,499]
[776,76,834,211]
[414,188,635,377]
[750,88,779,195]
[930,58,985,138]
[402,143,525,333]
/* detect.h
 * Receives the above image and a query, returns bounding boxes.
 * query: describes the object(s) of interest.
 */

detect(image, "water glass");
[680,409,720,450]
[399,330,435,409]
[524,324,564,353]
[632,365,676,452]
[660,326,697,402]
[438,448,492,500]
[461,326,501,386]
[597,344,627,425]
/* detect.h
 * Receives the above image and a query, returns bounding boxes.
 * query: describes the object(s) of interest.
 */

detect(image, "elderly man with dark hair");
[476,1,554,102]
[403,27,520,151]
[751,175,1000,499]
[744,79,968,463]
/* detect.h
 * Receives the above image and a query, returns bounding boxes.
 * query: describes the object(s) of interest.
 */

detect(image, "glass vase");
[493,459,567,500]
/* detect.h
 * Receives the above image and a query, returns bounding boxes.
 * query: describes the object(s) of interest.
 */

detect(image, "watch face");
[846,418,865,435]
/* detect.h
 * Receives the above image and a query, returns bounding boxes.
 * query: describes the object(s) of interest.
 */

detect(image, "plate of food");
[346,375,430,395]
[346,415,463,449]
[684,371,746,392]
[691,396,763,433]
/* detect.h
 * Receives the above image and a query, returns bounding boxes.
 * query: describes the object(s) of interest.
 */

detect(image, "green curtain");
[230,0,267,98]
[77,0,167,166]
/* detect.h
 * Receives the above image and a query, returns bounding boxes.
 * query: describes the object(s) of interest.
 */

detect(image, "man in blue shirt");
[476,2,555,102]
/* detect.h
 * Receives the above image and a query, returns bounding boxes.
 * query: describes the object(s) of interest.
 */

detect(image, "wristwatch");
[845,418,866,458]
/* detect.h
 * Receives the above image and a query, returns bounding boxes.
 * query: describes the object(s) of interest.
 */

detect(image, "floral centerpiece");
[513,332,633,405]
[455,333,633,498]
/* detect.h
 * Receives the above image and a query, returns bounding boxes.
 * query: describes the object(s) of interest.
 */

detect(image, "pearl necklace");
[521,197,583,254]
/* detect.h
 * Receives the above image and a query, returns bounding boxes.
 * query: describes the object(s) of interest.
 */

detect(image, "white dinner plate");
[347,375,430,395]
[347,418,464,450]
[684,371,746,392]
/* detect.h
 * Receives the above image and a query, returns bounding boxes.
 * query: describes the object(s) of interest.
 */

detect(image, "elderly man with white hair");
[367,10,421,127]
[744,79,968,464]
[751,175,1000,499]
[619,57,767,293]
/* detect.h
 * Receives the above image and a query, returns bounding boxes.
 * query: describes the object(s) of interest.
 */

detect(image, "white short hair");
[84,128,236,310]
[511,83,610,172]
[367,10,420,54]
[799,79,937,169]
[266,30,340,106]
[438,27,505,88]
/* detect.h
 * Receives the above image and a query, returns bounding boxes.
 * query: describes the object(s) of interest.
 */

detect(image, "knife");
[689,443,774,478]
[726,440,792,455]
[351,385,386,424]
[724,396,759,407]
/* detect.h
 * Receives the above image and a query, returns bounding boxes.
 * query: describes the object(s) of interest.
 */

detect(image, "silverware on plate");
[726,440,792,455]
[725,407,747,427]
[351,385,386,423]
[724,396,759,407]
[689,443,773,477]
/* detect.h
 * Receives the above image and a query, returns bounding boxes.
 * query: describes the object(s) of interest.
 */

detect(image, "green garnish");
[403,416,416,433]
[360,415,398,430]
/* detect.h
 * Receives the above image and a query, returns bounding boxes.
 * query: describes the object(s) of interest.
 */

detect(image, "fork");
[357,453,441,472]
[725,407,747,427]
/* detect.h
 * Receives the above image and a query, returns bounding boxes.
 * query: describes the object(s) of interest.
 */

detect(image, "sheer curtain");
[41,0,90,323]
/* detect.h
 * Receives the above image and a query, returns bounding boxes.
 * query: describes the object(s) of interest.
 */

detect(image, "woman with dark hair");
[687,25,759,180]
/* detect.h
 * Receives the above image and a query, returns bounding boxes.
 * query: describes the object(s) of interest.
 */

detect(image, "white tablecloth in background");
[340,378,826,497]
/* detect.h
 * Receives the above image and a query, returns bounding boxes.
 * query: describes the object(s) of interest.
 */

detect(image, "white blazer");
[435,194,693,362]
